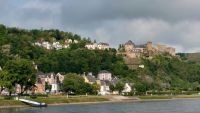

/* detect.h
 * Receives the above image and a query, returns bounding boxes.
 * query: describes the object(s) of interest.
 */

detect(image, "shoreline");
[1,96,200,109]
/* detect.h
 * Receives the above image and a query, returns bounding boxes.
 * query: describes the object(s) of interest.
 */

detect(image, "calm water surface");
[1,99,200,113]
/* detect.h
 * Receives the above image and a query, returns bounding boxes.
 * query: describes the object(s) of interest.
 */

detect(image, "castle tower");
[146,41,153,51]
[124,40,135,52]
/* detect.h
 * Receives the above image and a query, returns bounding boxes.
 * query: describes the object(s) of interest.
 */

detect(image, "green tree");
[115,82,124,95]
[62,73,85,94]
[109,84,115,93]
[0,70,16,96]
[4,59,36,94]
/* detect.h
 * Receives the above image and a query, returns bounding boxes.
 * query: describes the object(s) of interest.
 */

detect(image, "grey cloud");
[0,0,200,52]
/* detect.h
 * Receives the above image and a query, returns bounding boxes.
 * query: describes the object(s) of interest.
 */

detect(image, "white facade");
[97,43,109,50]
[122,83,132,93]
[74,40,78,43]
[99,85,110,95]
[53,42,63,50]
[42,42,52,49]
[98,71,112,81]
[56,73,64,83]
[65,39,73,44]
[51,83,59,93]
[85,43,97,50]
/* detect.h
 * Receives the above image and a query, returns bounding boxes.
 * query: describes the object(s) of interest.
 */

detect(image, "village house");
[83,72,96,84]
[99,80,111,95]
[35,72,46,94]
[34,38,77,50]
[73,40,78,44]
[42,41,52,50]
[85,42,110,50]
[85,43,98,50]
[97,43,109,50]
[52,42,63,50]
[35,72,65,94]
[122,83,132,95]
[97,70,112,81]
[82,70,132,95]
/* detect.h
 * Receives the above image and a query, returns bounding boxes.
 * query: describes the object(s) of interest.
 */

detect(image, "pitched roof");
[135,44,146,48]
[98,42,109,46]
[100,80,111,86]
[86,75,96,83]
[111,77,119,86]
[98,70,111,74]
[125,40,134,45]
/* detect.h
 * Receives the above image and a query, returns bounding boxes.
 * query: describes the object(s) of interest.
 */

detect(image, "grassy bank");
[0,95,109,108]
[31,96,109,104]
[138,95,173,100]
[0,100,26,106]
[138,94,200,100]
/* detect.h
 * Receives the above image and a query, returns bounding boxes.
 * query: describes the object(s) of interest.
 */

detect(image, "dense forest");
[0,24,200,95]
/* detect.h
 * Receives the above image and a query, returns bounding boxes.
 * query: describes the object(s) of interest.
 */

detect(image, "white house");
[52,42,63,50]
[99,80,110,95]
[51,83,59,93]
[73,40,79,43]
[85,43,97,50]
[97,43,109,50]
[65,39,73,44]
[122,83,132,94]
[97,70,112,81]
[56,73,65,83]
[42,42,52,49]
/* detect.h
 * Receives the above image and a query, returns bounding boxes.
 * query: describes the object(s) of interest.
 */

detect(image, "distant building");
[85,42,109,50]
[99,80,111,95]
[122,83,132,94]
[83,72,96,84]
[52,42,63,50]
[97,43,109,50]
[97,70,112,81]
[73,40,79,44]
[35,72,65,94]
[85,43,98,50]
[119,40,176,59]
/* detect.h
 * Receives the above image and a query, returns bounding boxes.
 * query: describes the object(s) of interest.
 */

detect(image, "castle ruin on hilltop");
[118,40,176,69]
[118,40,176,58]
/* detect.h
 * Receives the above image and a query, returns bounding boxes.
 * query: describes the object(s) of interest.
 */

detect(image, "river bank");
[1,95,200,109]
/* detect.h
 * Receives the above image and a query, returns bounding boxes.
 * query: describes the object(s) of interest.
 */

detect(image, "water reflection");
[1,99,200,113]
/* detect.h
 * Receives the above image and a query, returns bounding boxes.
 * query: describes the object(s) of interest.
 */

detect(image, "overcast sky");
[1,0,200,52]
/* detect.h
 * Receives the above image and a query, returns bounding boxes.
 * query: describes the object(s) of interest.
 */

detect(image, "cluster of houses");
[34,39,78,50]
[85,42,110,50]
[34,38,110,51]
[34,70,132,95]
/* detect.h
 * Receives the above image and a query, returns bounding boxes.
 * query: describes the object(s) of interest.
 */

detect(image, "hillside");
[177,53,200,64]
[1,24,200,94]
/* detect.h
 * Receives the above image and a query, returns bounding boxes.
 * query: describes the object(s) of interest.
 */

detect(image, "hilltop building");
[85,42,109,50]
[118,40,176,69]
[119,40,176,59]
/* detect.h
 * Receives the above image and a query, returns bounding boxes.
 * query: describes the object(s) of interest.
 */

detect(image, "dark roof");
[45,72,55,78]
[86,75,96,83]
[111,77,119,86]
[98,70,111,74]
[36,71,45,76]
[135,44,146,48]
[98,42,109,46]
[125,40,134,45]
[100,80,111,86]
[36,72,46,78]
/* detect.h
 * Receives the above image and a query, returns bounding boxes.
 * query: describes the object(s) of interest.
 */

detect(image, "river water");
[1,99,200,113]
